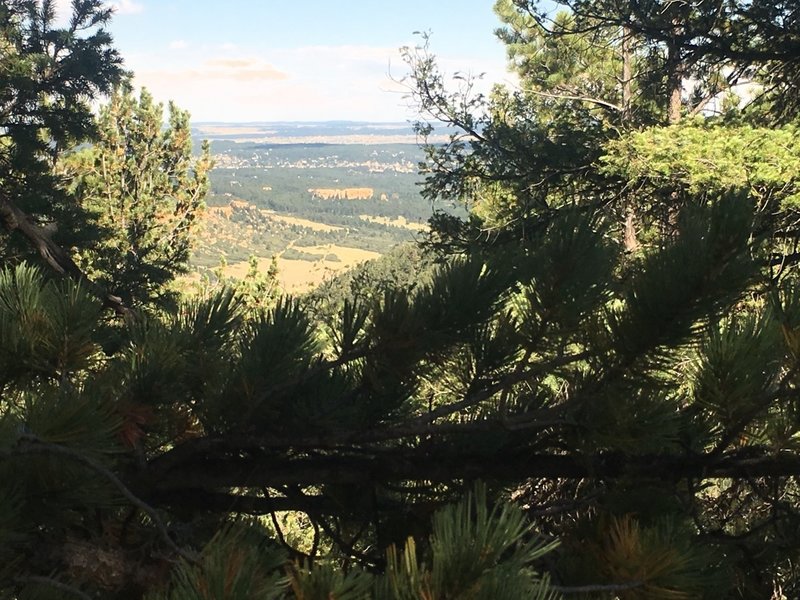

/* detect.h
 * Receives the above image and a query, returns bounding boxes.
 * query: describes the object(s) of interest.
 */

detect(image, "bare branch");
[522,88,624,113]
[0,192,130,315]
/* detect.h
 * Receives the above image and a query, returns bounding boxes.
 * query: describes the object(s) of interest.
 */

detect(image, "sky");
[57,1,518,123]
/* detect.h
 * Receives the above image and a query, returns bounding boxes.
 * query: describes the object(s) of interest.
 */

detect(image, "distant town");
[212,149,417,174]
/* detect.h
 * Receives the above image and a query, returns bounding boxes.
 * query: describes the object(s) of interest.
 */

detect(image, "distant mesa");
[308,187,374,200]
[207,198,254,219]
[207,205,234,218]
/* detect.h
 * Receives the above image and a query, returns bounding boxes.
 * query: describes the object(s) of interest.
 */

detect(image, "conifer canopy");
[2,1,800,598]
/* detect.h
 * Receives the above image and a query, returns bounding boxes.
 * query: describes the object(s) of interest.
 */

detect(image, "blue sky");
[59,1,518,122]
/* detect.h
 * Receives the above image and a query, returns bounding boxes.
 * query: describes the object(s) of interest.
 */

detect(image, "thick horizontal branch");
[145,402,572,476]
[137,446,800,505]
[148,354,590,477]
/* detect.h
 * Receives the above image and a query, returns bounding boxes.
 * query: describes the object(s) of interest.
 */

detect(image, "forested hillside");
[190,138,443,292]
[2,1,800,599]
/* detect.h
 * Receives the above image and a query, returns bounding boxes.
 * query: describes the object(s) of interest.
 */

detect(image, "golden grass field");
[193,200,388,294]
[223,244,381,293]
[261,211,343,232]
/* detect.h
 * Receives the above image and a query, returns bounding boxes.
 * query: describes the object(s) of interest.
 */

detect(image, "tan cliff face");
[308,187,374,200]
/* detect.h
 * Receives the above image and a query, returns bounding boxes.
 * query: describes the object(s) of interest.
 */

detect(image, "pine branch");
[0,191,130,315]
[396,350,590,430]
[708,369,799,458]
[147,348,591,477]
[9,435,197,564]
[146,404,572,477]
[525,87,623,112]
[316,514,379,569]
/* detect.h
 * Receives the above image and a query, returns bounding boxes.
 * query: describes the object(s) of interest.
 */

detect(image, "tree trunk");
[620,26,640,252]
[666,20,684,124]
[621,26,633,122]
[668,68,683,123]
[623,205,640,252]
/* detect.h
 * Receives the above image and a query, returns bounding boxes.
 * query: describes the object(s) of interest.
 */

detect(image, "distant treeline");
[205,143,464,225]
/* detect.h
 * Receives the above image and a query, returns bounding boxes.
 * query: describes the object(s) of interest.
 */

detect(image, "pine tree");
[234,255,281,315]
[60,86,212,307]
[0,0,126,310]
[495,0,800,124]
[0,0,124,260]
[407,0,800,253]
[2,1,800,598]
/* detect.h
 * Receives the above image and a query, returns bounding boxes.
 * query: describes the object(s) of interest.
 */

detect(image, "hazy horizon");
[58,1,519,122]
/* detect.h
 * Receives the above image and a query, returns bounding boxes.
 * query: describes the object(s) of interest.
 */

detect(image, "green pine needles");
[3,0,800,597]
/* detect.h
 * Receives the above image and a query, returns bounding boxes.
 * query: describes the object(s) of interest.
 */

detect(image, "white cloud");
[53,0,73,24]
[124,42,513,122]
[131,66,398,121]
[141,57,288,83]
[54,0,144,23]
[169,40,189,50]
